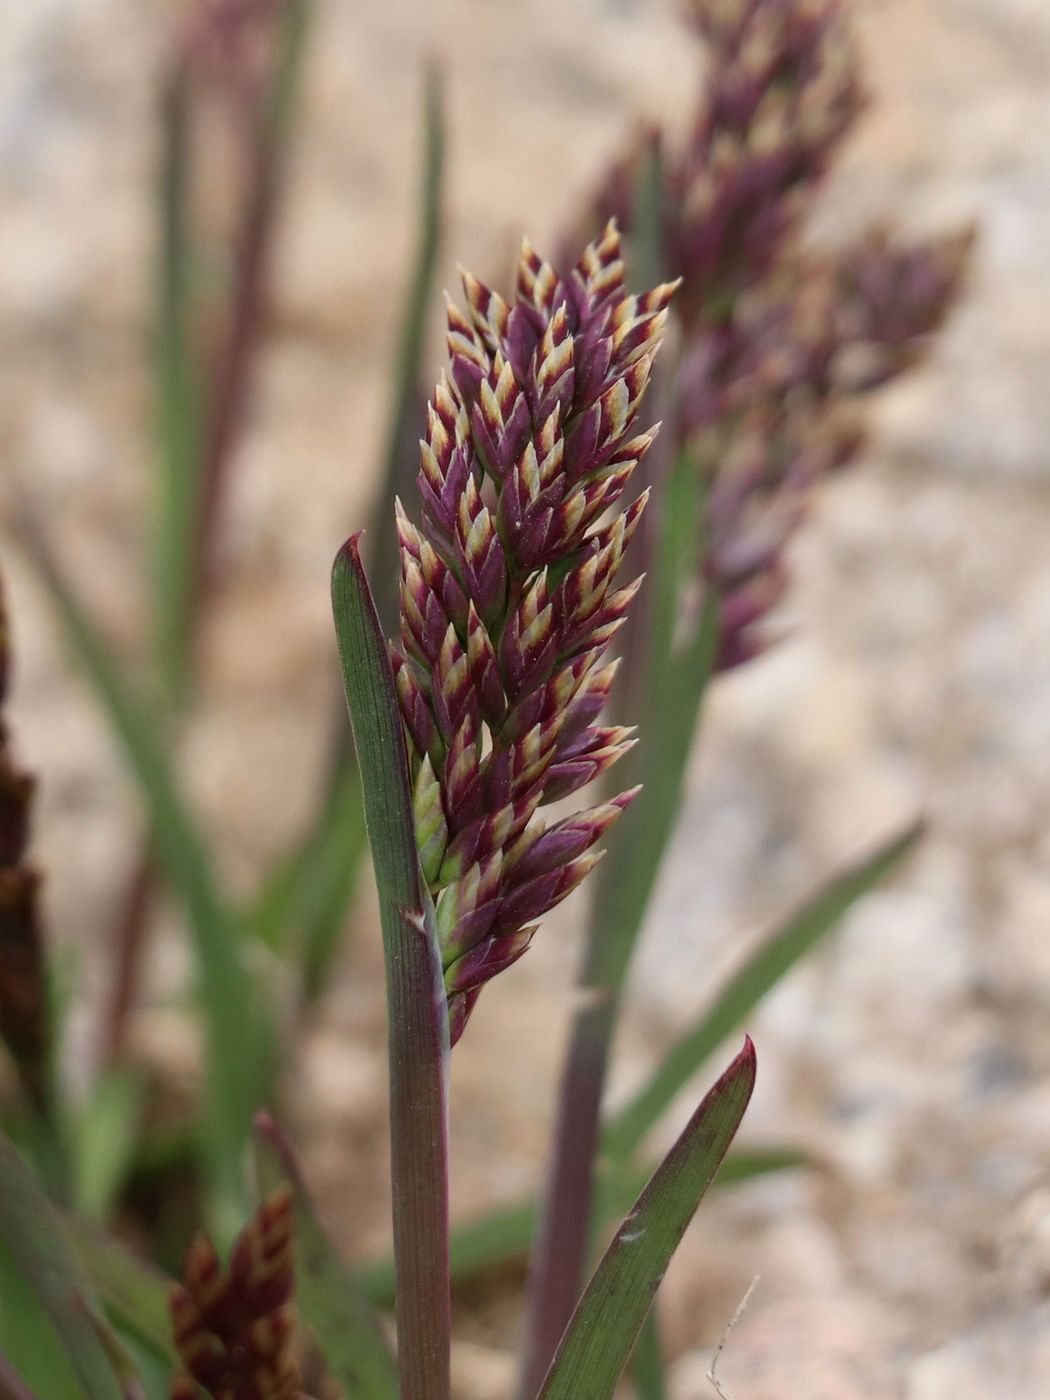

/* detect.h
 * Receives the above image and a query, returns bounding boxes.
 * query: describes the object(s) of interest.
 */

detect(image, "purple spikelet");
[169,1186,304,1400]
[393,224,670,1042]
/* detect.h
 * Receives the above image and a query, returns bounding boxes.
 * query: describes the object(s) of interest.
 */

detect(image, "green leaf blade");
[356,1145,803,1306]
[631,1307,667,1400]
[538,1039,757,1400]
[605,821,922,1160]
[21,520,268,1235]
[154,61,202,703]
[331,537,451,1400]
[0,1132,130,1400]
[72,1069,145,1224]
[64,1217,175,1365]
[369,61,446,633]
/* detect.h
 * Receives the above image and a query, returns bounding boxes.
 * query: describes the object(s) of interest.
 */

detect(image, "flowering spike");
[392,230,672,1037]
[169,1186,302,1400]
[571,0,964,684]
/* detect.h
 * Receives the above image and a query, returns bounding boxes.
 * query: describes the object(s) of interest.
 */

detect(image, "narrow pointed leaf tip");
[538,1038,756,1400]
[391,223,673,1040]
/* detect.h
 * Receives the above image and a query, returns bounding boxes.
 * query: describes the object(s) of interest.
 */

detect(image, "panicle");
[569,0,970,676]
[169,1185,304,1400]
[393,224,672,1041]
[680,221,971,663]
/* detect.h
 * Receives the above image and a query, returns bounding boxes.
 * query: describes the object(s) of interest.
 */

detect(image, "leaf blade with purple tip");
[537,1040,756,1400]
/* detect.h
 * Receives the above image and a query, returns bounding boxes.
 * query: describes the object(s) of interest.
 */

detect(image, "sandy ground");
[2,1,1050,1396]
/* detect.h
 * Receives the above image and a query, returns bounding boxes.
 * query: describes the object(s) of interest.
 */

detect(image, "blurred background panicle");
[1,0,1049,1396]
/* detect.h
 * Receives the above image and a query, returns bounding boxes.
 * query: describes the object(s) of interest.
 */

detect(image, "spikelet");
[169,1186,304,1400]
[393,223,672,1041]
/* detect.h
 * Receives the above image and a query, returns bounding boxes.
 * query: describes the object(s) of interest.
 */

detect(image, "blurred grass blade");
[586,447,715,1015]
[81,1311,147,1400]
[629,130,664,293]
[521,454,718,1391]
[21,518,267,1235]
[537,1040,756,1400]
[605,821,922,1160]
[64,1218,175,1365]
[254,1114,398,1399]
[631,1307,666,1400]
[642,450,703,725]
[246,757,367,986]
[264,0,312,142]
[72,1069,145,1223]
[103,1335,170,1400]
[356,1146,802,1306]
[0,1131,129,1400]
[331,537,450,1400]
[369,60,446,632]
[155,0,311,700]
[0,1244,80,1400]
[154,59,202,701]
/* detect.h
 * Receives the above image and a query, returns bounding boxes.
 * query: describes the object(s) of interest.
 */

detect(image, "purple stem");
[518,999,613,1399]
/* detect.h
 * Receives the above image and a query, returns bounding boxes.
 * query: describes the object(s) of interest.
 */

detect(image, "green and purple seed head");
[393,222,674,1042]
